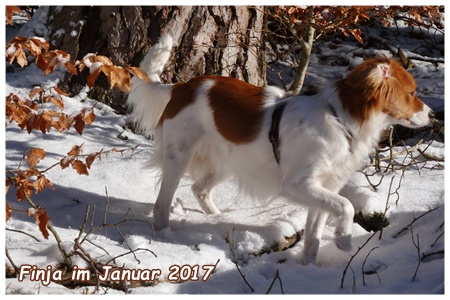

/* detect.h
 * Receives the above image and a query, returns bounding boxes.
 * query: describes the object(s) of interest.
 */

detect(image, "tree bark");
[47,6,266,112]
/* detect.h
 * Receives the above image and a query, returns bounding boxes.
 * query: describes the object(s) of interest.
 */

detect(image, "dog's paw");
[335,234,353,252]
[340,185,385,215]
[153,214,170,232]
[299,253,317,265]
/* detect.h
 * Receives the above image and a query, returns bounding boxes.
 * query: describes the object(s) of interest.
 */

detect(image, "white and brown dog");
[127,35,433,264]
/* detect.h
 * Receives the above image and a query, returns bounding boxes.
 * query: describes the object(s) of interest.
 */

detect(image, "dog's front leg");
[285,181,355,263]
[302,209,329,265]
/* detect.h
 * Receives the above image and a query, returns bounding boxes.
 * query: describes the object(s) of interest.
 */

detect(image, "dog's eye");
[410,91,416,97]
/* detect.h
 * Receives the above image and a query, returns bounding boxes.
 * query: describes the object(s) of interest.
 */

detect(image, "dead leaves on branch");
[6,36,49,67]
[6,36,150,93]
[5,36,143,249]
[274,5,442,45]
[6,6,29,26]
[6,88,96,135]
[6,144,139,239]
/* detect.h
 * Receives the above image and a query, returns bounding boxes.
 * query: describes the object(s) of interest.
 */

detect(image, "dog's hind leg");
[191,170,226,215]
[153,149,190,230]
[153,121,202,230]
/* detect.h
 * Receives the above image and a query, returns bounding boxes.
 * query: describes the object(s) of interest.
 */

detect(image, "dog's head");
[337,57,433,128]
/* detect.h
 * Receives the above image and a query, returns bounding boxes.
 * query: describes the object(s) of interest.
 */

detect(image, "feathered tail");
[127,34,174,136]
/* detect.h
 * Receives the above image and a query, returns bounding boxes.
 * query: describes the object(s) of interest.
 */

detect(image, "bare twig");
[6,227,41,242]
[77,204,91,241]
[231,228,255,293]
[5,245,19,275]
[393,207,440,238]
[421,249,444,262]
[266,269,284,294]
[341,231,377,289]
[431,231,444,248]
[361,170,385,191]
[362,247,379,285]
[104,248,157,266]
[410,227,421,282]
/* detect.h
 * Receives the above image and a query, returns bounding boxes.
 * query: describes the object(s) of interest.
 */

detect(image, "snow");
[3,7,446,296]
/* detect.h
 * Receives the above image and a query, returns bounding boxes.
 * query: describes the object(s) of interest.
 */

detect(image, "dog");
[127,35,433,264]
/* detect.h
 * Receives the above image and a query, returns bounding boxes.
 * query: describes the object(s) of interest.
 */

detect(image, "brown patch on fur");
[158,80,199,125]
[336,57,424,124]
[207,76,266,144]
[158,76,267,144]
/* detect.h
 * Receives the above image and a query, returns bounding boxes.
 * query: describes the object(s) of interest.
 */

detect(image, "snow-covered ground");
[3,7,445,295]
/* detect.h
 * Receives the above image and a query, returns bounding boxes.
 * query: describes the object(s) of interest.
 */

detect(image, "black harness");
[268,101,288,165]
[327,103,353,152]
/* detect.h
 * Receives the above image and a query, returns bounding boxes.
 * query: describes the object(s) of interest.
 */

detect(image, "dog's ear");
[377,63,390,80]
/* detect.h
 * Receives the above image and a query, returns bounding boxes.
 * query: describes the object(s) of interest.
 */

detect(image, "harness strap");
[269,101,288,165]
[327,103,353,152]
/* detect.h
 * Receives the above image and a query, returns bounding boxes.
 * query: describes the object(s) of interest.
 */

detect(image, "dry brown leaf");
[86,153,99,169]
[74,117,86,135]
[33,175,54,194]
[6,202,12,222]
[6,6,24,26]
[60,156,74,169]
[127,66,151,83]
[30,38,49,51]
[64,62,78,75]
[67,144,82,157]
[22,39,43,56]
[36,53,49,73]
[349,28,364,44]
[36,209,50,239]
[6,178,12,195]
[27,148,46,168]
[93,55,113,66]
[29,86,44,99]
[27,208,50,239]
[71,159,89,175]
[86,68,101,88]
[82,110,96,125]
[58,114,71,131]
[16,183,33,202]
[52,87,68,97]
[49,97,65,110]
[109,66,132,92]
[14,48,28,67]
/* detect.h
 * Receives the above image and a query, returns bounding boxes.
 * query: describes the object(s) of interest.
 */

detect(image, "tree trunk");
[47,6,267,112]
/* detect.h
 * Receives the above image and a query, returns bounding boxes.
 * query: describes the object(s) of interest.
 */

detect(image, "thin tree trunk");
[288,24,316,95]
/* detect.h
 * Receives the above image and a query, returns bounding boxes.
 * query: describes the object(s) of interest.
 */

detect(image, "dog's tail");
[127,34,174,135]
